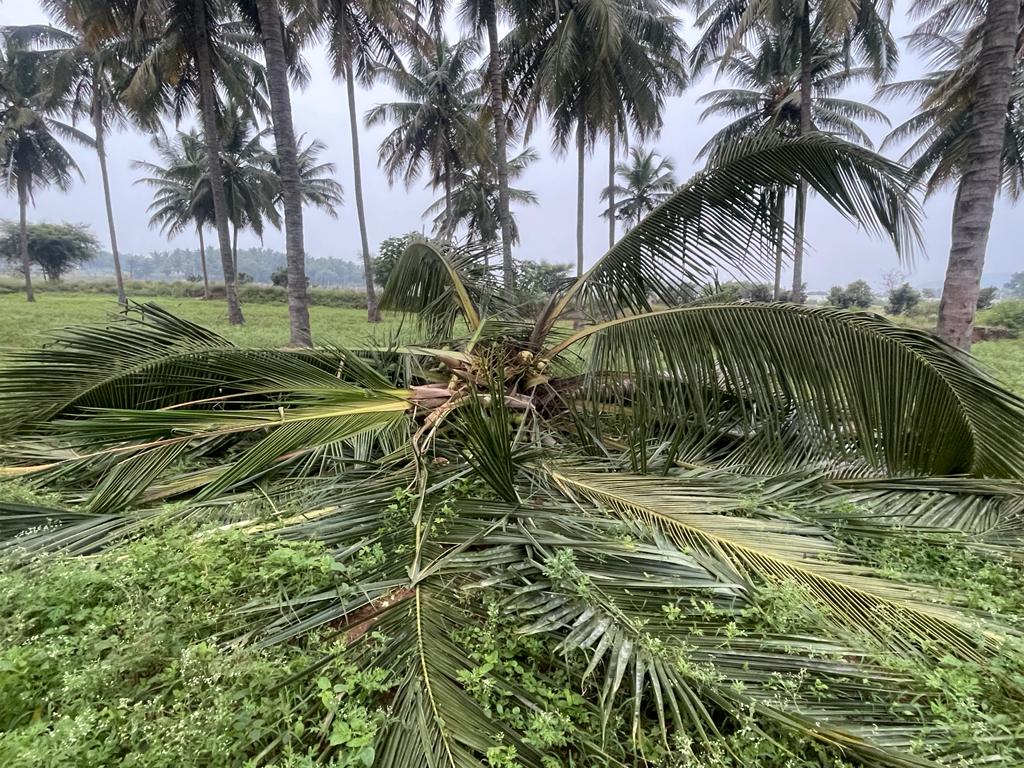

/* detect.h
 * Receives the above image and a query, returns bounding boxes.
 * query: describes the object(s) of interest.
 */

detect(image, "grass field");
[0,292,405,349]
[1,291,1022,395]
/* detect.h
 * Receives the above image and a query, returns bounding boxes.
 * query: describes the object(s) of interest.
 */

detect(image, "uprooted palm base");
[2,135,1024,766]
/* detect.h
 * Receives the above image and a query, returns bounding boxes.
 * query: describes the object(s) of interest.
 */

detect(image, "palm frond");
[544,303,1024,479]
[536,133,921,334]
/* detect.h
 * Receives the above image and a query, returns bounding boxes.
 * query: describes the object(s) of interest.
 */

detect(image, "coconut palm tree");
[424,145,538,244]
[691,0,899,302]
[113,0,269,326]
[236,0,315,347]
[506,0,686,276]
[295,0,420,323]
[9,15,133,305]
[275,135,346,216]
[8,133,1024,768]
[881,0,1023,349]
[366,36,485,238]
[133,129,216,298]
[215,108,281,276]
[698,26,891,298]
[600,147,676,230]
[0,28,92,303]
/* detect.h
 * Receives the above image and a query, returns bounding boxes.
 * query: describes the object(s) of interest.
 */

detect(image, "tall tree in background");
[133,129,215,298]
[367,36,484,239]
[508,0,685,275]
[886,0,1024,349]
[18,12,132,305]
[420,0,516,288]
[698,26,890,297]
[272,135,346,216]
[0,29,91,302]
[691,0,898,301]
[297,0,418,323]
[424,145,537,244]
[247,0,313,346]
[600,147,676,229]
[119,0,270,325]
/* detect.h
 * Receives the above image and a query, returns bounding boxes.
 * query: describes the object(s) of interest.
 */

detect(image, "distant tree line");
[75,247,367,287]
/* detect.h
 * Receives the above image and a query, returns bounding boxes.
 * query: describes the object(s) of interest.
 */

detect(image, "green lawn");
[975,338,1024,394]
[0,292,404,350]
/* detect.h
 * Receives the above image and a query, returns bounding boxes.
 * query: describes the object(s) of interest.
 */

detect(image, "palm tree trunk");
[484,1,514,290]
[936,0,1019,350]
[791,7,813,304]
[17,176,34,303]
[256,0,312,346]
[607,128,616,249]
[343,54,380,323]
[198,226,210,299]
[773,188,785,301]
[93,107,126,306]
[232,222,239,279]
[192,0,243,324]
[576,121,586,277]
[444,159,453,240]
[791,182,807,302]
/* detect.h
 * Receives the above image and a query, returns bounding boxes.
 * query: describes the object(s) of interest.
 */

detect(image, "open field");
[1,291,1021,395]
[0,292,405,350]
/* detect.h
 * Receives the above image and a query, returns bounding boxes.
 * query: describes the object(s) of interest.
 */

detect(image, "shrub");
[979,299,1024,331]
[977,286,998,310]
[887,282,921,315]
[827,280,874,309]
[713,281,777,302]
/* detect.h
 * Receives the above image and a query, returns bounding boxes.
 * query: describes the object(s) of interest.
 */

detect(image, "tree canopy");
[0,220,98,281]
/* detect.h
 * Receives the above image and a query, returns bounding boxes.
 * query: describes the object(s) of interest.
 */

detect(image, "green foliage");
[713,282,776,302]
[981,299,1024,331]
[828,279,874,309]
[371,234,415,288]
[977,286,999,310]
[1005,273,1024,299]
[0,523,383,767]
[886,282,921,315]
[0,222,98,282]
[512,260,571,300]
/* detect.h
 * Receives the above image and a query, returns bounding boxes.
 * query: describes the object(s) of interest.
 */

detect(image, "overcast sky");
[0,0,1019,291]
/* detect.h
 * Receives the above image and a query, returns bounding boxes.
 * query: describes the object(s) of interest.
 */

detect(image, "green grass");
[975,338,1024,394]
[0,292,403,350]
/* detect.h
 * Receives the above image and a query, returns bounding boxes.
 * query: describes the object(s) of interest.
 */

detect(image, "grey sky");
[0,0,1019,291]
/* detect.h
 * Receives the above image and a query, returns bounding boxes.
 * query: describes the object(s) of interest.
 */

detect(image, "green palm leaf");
[545,303,1024,479]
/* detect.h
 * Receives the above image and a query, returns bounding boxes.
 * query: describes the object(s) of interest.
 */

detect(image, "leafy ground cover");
[2,479,1023,767]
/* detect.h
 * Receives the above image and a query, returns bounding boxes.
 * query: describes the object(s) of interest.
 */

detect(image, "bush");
[977,286,998,310]
[827,280,874,309]
[714,281,777,302]
[886,282,921,315]
[979,299,1024,331]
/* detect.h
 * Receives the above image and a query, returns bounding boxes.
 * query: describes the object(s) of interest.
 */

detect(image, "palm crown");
[600,147,677,230]
[698,25,891,157]
[4,131,1020,766]
[880,3,1024,199]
